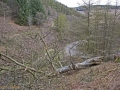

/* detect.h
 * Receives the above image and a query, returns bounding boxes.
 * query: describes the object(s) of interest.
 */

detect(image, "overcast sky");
[57,0,120,7]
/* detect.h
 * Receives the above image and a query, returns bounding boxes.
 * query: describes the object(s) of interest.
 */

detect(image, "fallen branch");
[56,56,104,73]
[38,33,57,70]
[0,53,42,73]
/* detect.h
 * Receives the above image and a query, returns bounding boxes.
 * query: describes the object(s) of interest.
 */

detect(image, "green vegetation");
[0,0,120,90]
[41,0,81,16]
[15,0,45,25]
[75,2,120,57]
[0,0,81,25]
[54,13,68,40]
[1,0,7,3]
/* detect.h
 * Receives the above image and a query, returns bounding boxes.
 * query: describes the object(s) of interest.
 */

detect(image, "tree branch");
[0,53,42,73]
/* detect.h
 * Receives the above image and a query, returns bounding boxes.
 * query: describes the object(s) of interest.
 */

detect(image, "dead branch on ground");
[56,56,104,73]
[0,53,42,73]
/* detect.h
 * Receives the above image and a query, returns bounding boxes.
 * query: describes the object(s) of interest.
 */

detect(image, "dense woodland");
[0,0,120,90]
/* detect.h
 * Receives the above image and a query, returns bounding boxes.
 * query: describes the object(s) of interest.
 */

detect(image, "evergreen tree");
[16,0,45,25]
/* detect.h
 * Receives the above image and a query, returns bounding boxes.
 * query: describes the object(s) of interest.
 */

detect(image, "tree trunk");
[56,56,104,73]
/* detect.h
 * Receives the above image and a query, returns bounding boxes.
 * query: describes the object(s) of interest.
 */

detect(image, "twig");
[38,34,57,71]
[0,67,10,71]
[0,53,42,73]
[69,42,80,69]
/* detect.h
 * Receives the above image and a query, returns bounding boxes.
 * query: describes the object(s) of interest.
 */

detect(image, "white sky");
[57,0,120,7]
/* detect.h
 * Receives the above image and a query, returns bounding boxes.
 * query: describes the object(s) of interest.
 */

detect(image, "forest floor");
[0,16,120,90]
[62,62,120,90]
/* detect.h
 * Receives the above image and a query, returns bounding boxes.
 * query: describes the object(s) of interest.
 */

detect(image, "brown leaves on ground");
[67,62,120,90]
[0,16,120,90]
[0,17,29,33]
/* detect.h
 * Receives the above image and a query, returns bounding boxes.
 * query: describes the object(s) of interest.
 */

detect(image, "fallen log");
[56,56,104,73]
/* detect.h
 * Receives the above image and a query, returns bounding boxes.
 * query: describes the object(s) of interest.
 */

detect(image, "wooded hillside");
[0,0,120,90]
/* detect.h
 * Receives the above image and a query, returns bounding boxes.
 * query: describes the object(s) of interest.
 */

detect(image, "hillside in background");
[41,0,81,16]
[0,0,81,25]
[75,5,120,11]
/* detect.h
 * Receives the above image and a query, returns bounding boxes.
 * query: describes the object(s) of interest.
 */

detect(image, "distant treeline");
[75,5,120,11]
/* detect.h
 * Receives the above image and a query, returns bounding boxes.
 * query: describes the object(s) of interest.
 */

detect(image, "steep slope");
[0,1,120,90]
